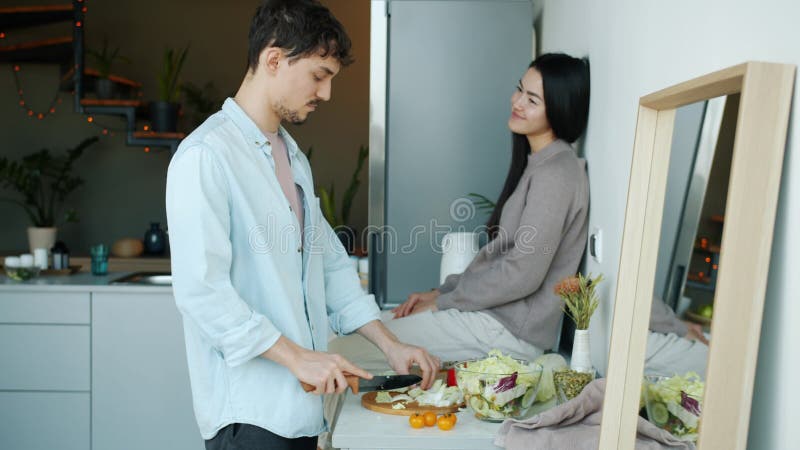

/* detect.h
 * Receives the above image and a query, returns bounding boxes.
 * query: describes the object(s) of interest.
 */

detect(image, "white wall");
[539,1,799,447]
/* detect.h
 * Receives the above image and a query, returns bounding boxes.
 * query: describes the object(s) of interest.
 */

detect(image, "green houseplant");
[86,36,131,99]
[0,137,99,252]
[307,145,368,254]
[181,81,225,130]
[150,44,189,132]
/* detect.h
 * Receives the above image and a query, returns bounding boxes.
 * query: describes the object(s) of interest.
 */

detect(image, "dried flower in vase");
[554,273,603,330]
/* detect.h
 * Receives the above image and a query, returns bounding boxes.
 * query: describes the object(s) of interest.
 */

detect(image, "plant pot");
[570,329,593,373]
[95,78,115,99]
[149,101,179,132]
[27,227,57,254]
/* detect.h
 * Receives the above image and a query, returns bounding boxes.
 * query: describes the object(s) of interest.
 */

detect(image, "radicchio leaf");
[494,372,518,393]
[681,391,701,416]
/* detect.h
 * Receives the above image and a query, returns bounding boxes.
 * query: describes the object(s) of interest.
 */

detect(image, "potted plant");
[87,36,131,99]
[554,273,603,373]
[150,45,189,132]
[0,137,99,253]
[181,80,225,130]
[552,273,603,403]
[316,145,369,254]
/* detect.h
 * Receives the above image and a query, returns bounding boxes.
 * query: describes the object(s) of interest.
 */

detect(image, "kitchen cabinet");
[0,392,90,450]
[0,278,202,450]
[0,291,91,450]
[0,325,90,390]
[92,291,203,450]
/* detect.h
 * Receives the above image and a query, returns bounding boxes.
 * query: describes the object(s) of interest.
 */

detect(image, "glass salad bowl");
[455,351,543,421]
[4,265,40,281]
[642,373,705,442]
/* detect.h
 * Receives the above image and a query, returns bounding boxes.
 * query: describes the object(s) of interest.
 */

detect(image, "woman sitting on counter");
[329,52,592,365]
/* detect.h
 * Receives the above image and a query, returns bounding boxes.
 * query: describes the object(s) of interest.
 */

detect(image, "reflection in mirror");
[641,94,740,442]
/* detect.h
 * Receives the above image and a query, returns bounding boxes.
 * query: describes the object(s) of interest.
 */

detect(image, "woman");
[329,53,591,369]
[388,52,591,361]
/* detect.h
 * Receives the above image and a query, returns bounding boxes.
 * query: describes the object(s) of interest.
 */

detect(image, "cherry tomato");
[437,413,457,431]
[423,411,437,427]
[409,413,425,429]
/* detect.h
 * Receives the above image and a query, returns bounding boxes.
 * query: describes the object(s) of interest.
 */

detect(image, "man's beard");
[275,102,310,125]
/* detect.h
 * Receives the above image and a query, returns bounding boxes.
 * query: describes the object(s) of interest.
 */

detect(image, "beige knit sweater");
[436,139,588,350]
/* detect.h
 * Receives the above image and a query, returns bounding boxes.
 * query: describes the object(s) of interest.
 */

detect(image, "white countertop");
[0,272,173,294]
[332,391,559,450]
[332,391,503,450]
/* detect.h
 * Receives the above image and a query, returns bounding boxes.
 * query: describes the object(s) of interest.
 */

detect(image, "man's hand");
[382,341,441,390]
[262,336,372,395]
[393,289,440,318]
[683,321,709,345]
[357,320,441,389]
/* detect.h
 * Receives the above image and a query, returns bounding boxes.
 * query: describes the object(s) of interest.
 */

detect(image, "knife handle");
[300,373,360,394]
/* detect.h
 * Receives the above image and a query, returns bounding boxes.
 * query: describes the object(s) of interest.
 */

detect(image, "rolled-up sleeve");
[167,144,281,367]
[318,219,380,335]
[649,296,689,336]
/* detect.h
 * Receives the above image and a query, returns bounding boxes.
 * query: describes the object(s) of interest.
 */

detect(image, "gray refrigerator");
[368,0,534,307]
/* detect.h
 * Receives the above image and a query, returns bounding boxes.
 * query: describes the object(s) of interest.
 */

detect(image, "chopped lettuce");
[644,372,704,441]
[415,379,464,407]
[456,349,543,420]
[375,377,463,408]
[375,391,394,403]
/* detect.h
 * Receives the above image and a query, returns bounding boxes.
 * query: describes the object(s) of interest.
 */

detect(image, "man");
[166,1,439,449]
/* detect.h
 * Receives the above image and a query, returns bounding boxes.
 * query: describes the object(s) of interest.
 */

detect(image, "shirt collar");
[221,98,299,157]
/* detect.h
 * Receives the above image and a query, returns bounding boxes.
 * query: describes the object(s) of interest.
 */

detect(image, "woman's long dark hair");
[486,53,590,237]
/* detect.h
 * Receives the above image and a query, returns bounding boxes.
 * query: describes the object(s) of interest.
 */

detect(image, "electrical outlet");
[589,227,602,263]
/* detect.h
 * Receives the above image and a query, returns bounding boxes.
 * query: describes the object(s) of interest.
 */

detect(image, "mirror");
[599,62,795,450]
[633,94,739,442]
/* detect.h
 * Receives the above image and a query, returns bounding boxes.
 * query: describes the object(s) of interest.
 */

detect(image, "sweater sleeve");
[438,273,462,294]
[649,296,689,336]
[436,161,577,311]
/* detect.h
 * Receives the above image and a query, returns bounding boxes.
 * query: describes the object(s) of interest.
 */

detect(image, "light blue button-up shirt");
[166,98,380,439]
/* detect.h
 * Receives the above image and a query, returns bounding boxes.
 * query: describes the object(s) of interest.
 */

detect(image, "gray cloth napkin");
[495,378,696,450]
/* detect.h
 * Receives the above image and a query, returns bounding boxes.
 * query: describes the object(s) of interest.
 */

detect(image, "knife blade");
[300,374,422,394]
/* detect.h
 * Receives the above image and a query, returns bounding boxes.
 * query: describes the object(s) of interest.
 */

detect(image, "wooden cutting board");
[360,390,462,416]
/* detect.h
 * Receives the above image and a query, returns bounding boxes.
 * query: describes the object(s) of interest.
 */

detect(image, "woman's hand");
[392,289,440,318]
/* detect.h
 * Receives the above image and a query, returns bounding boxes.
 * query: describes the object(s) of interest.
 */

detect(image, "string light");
[11,65,62,121]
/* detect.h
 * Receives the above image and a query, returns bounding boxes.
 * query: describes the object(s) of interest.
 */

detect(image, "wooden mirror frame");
[598,62,795,450]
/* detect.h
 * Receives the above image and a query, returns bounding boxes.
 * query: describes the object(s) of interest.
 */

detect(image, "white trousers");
[645,331,709,378]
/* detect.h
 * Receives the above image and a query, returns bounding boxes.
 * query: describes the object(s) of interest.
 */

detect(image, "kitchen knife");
[300,374,422,394]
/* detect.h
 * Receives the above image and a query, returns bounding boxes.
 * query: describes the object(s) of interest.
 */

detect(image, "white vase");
[27,227,57,254]
[440,232,480,284]
[570,329,593,373]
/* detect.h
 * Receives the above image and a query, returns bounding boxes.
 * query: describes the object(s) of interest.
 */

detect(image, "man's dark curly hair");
[247,0,354,72]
